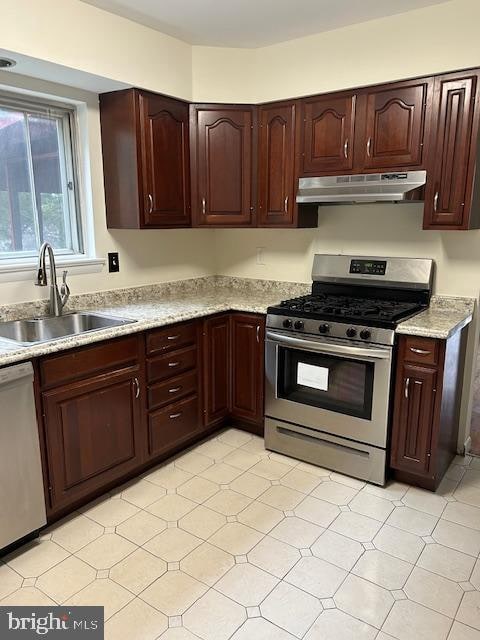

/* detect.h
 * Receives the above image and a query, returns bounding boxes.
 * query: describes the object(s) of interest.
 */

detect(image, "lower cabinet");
[37,314,266,520]
[231,313,265,426]
[145,321,203,459]
[203,312,265,433]
[40,336,145,514]
[390,332,467,490]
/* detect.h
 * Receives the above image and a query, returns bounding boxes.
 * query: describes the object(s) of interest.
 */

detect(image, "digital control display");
[349,259,387,276]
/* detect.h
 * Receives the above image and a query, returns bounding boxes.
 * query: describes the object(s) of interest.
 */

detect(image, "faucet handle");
[60,270,70,308]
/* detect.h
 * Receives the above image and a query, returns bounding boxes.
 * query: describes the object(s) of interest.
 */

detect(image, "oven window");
[277,347,374,420]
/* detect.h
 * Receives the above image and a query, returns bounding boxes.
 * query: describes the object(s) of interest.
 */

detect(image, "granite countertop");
[396,295,475,339]
[0,276,308,367]
[0,278,475,367]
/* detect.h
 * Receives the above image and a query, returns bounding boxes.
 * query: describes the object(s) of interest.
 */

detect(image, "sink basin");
[0,312,136,345]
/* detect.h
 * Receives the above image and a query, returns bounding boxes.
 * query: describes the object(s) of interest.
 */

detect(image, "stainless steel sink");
[0,312,136,345]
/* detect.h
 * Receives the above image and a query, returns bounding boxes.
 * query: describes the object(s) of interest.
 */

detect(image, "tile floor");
[1,428,480,640]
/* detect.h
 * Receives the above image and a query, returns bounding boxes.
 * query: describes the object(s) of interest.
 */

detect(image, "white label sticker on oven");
[297,363,329,391]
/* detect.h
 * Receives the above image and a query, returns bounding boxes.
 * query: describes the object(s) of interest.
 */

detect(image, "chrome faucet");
[35,242,70,316]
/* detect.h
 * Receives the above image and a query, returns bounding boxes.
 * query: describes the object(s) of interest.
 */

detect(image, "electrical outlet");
[256,247,266,265]
[108,252,120,272]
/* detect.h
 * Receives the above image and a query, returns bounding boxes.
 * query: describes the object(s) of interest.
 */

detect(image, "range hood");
[296,171,427,205]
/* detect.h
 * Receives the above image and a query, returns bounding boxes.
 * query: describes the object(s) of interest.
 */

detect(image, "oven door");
[265,330,393,448]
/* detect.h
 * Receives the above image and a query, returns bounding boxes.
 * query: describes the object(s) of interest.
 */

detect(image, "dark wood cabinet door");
[191,105,254,226]
[356,79,432,170]
[231,314,265,425]
[424,72,480,229]
[258,102,296,226]
[43,367,143,512]
[301,93,356,175]
[391,363,437,476]
[140,92,190,227]
[203,314,231,425]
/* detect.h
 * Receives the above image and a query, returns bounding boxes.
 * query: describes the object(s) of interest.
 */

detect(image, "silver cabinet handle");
[405,377,410,399]
[169,386,182,394]
[284,196,289,213]
[148,193,153,214]
[169,412,182,419]
[344,138,349,159]
[202,197,206,215]
[133,377,140,399]
[366,137,372,157]
[256,325,260,343]
[168,361,180,368]
[434,191,439,212]
[410,347,431,355]
[167,335,180,341]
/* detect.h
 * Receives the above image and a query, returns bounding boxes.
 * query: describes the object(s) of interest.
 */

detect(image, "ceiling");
[80,0,450,48]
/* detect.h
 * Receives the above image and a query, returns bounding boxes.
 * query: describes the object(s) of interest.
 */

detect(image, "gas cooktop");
[268,293,426,328]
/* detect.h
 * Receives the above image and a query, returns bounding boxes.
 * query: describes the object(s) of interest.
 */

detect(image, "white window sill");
[0,257,105,283]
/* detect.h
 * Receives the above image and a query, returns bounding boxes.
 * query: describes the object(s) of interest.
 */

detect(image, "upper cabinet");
[354,78,433,171]
[100,67,480,231]
[424,71,480,230]
[258,101,317,228]
[100,89,190,229]
[301,93,356,175]
[300,79,432,176]
[190,104,255,227]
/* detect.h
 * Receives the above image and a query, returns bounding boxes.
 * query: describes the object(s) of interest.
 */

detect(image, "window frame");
[0,91,85,263]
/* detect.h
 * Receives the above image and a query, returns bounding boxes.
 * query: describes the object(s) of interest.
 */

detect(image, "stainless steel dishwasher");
[0,362,47,550]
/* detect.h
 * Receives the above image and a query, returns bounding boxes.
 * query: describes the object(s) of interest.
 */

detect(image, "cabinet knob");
[202,197,206,215]
[284,196,289,213]
[168,361,180,368]
[366,137,372,157]
[133,377,140,399]
[344,138,349,159]
[404,377,410,399]
[169,412,182,419]
[148,193,153,214]
[433,191,439,212]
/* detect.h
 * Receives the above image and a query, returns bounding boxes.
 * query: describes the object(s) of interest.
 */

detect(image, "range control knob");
[282,318,293,329]
[294,320,304,331]
[360,329,371,340]
[346,327,357,338]
[318,323,330,334]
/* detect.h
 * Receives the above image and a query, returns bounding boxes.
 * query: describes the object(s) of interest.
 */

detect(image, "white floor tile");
[261,581,322,637]
[183,589,246,640]
[178,505,227,539]
[230,617,297,640]
[140,570,207,616]
[237,501,284,534]
[5,540,70,578]
[305,608,377,640]
[209,522,263,556]
[404,566,463,618]
[269,516,323,548]
[442,502,480,531]
[248,536,301,579]
[109,548,167,594]
[432,519,480,557]
[215,562,278,606]
[311,529,364,571]
[373,524,425,563]
[334,573,393,628]
[285,556,347,598]
[417,543,476,582]
[180,542,234,586]
[352,550,412,590]
[105,598,168,640]
[386,506,438,537]
[329,511,382,542]
[456,591,480,631]
[448,621,480,640]
[349,491,395,522]
[383,599,452,640]
[76,533,137,570]
[295,496,340,528]
[311,481,358,505]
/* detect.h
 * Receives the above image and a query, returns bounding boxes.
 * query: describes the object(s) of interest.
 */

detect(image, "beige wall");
[192,0,480,103]
[1,0,192,99]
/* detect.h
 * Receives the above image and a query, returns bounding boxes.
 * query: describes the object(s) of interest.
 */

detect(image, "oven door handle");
[266,331,391,360]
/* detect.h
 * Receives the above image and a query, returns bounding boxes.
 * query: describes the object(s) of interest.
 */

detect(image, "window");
[0,94,83,262]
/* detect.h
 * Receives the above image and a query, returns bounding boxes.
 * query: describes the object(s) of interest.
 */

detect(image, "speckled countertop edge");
[396,295,476,339]
[0,279,475,366]
[0,276,310,367]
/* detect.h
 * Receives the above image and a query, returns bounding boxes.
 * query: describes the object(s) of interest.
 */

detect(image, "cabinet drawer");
[403,336,439,366]
[146,322,197,356]
[40,336,140,389]
[148,370,198,411]
[147,345,196,382]
[149,395,200,457]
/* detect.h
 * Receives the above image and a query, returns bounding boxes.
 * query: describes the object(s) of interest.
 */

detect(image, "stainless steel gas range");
[264,254,434,485]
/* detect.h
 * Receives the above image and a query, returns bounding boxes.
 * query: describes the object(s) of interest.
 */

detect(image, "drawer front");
[403,336,439,366]
[147,322,197,356]
[40,336,140,389]
[148,370,198,410]
[149,395,200,457]
[147,345,197,383]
